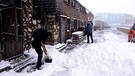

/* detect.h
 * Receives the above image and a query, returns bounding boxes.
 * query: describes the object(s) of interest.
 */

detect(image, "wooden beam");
[14,5,18,41]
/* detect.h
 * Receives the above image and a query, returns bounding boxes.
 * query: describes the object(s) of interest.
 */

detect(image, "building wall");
[56,0,88,43]
[41,0,90,44]
[61,0,88,21]
[22,0,92,50]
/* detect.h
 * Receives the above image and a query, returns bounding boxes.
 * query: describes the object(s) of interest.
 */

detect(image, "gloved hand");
[44,49,49,57]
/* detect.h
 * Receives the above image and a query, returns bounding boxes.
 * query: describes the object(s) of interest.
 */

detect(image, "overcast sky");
[78,0,135,17]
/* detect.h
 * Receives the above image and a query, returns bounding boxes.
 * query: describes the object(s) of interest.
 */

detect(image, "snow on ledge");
[72,31,83,35]
[0,60,11,70]
[54,43,67,51]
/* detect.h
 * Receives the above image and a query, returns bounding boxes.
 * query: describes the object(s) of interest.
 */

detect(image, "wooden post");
[0,12,2,42]
[14,4,18,41]
[0,12,2,52]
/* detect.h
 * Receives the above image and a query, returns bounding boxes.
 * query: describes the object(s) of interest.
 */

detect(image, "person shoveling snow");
[32,28,52,70]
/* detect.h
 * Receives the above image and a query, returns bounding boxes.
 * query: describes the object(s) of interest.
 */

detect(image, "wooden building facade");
[0,0,24,60]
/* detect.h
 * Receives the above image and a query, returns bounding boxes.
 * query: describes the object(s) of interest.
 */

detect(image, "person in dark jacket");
[85,21,94,43]
[32,28,52,70]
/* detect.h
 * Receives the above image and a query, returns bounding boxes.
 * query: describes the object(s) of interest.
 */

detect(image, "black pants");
[33,46,43,69]
[87,33,93,43]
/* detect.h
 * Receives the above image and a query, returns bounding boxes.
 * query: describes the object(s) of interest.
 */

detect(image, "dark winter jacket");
[85,23,93,33]
[32,28,49,47]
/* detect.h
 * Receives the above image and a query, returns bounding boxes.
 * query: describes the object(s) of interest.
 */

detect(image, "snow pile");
[1,29,135,76]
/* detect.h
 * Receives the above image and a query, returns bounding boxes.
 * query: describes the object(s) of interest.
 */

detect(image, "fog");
[78,0,135,17]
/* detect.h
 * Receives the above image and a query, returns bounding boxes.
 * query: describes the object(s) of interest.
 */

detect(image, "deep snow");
[0,28,135,76]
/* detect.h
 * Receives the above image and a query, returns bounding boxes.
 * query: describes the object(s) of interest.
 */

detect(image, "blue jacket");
[85,24,93,33]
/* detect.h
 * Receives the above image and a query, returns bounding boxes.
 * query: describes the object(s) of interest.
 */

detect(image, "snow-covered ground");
[1,28,135,76]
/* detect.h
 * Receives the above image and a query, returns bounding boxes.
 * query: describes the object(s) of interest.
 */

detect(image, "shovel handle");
[41,42,48,56]
[44,49,48,56]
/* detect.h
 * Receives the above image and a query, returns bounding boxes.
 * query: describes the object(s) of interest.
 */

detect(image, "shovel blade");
[45,57,52,63]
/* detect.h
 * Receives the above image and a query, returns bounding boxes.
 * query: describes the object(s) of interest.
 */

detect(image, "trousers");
[34,46,43,69]
[87,33,93,43]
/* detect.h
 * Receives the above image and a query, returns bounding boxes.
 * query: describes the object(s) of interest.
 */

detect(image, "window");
[64,0,70,5]
[71,1,76,8]
[80,7,83,12]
